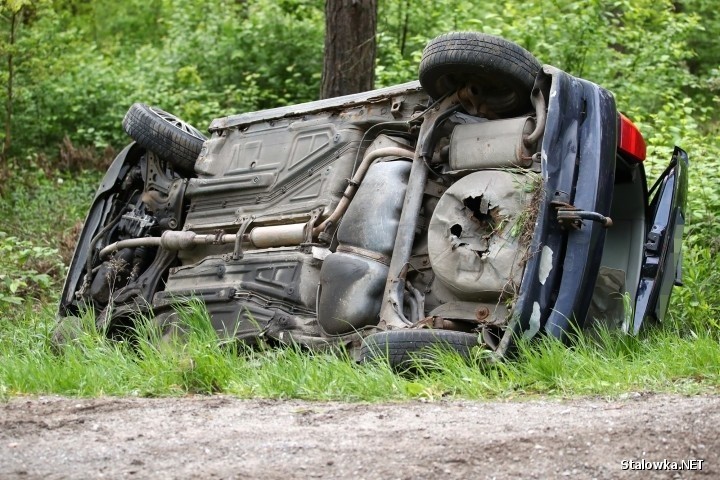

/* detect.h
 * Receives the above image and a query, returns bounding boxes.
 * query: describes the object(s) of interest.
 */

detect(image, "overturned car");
[58,33,688,365]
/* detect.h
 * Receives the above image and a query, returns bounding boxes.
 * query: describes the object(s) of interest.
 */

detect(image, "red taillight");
[618,113,646,163]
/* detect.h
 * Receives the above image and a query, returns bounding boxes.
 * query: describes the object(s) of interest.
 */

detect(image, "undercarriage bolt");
[476,306,490,321]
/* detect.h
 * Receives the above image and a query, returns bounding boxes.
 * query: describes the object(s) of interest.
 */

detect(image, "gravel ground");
[0,393,717,479]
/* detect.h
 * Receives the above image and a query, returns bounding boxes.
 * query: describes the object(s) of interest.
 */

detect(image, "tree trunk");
[320,0,377,99]
[2,9,17,166]
[400,0,409,56]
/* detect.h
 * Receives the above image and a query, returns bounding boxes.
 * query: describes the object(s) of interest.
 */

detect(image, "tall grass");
[0,302,412,401]
[2,300,718,402]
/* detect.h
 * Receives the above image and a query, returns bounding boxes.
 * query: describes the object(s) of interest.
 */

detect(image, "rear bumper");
[500,66,618,350]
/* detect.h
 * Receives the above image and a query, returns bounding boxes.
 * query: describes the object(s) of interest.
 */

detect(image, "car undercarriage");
[57,32,688,367]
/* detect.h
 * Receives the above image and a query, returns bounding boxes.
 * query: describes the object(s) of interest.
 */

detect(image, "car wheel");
[122,103,206,175]
[51,316,84,350]
[360,329,480,371]
[419,32,541,117]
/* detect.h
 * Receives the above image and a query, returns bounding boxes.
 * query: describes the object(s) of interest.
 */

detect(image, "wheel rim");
[149,106,206,141]
[435,73,520,113]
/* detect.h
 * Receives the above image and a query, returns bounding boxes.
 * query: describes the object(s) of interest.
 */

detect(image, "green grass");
[0,302,415,401]
[1,299,718,402]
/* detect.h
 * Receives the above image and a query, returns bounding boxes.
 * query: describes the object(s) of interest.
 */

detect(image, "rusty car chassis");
[58,33,688,365]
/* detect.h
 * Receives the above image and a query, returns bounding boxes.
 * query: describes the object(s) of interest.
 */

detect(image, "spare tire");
[419,32,541,117]
[360,329,480,371]
[122,103,206,175]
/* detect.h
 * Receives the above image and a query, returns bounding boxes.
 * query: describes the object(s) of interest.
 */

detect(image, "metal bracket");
[211,229,226,245]
[336,244,391,266]
[644,224,664,253]
[141,151,187,230]
[408,254,431,272]
[423,179,446,198]
[390,97,404,118]
[304,208,323,244]
[231,216,255,260]
[551,201,613,229]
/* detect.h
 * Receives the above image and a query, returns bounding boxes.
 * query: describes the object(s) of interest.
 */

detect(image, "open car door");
[633,147,689,333]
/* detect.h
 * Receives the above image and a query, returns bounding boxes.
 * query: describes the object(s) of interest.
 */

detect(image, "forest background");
[0,0,718,397]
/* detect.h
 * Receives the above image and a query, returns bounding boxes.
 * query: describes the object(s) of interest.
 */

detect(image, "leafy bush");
[2,1,325,159]
[0,232,64,306]
[0,164,99,311]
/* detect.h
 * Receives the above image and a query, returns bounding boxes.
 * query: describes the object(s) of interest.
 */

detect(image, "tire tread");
[419,32,541,116]
[360,330,480,370]
[122,103,206,174]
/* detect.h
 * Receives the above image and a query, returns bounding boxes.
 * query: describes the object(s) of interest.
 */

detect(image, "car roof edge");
[208,81,423,132]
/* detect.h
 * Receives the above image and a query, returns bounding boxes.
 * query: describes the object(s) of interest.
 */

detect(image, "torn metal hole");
[462,195,499,234]
[473,246,489,258]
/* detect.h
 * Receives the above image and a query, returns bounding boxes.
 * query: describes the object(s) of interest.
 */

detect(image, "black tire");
[419,32,541,117]
[360,329,480,371]
[122,103,206,175]
[51,316,85,352]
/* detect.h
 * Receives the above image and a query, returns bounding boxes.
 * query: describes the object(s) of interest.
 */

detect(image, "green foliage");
[0,303,411,400]
[0,232,63,306]
[0,0,717,158]
[1,0,325,157]
[378,0,702,118]
[677,0,720,119]
[0,164,99,308]
[0,163,99,238]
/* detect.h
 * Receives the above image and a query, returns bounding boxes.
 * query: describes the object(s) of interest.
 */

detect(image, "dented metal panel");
[500,66,618,350]
[428,170,532,301]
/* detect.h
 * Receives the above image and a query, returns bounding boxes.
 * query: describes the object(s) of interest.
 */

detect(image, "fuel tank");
[318,159,411,335]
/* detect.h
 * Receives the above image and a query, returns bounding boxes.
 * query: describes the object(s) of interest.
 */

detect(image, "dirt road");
[0,394,717,479]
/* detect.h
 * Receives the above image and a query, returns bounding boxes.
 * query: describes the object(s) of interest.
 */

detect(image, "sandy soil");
[0,393,717,479]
